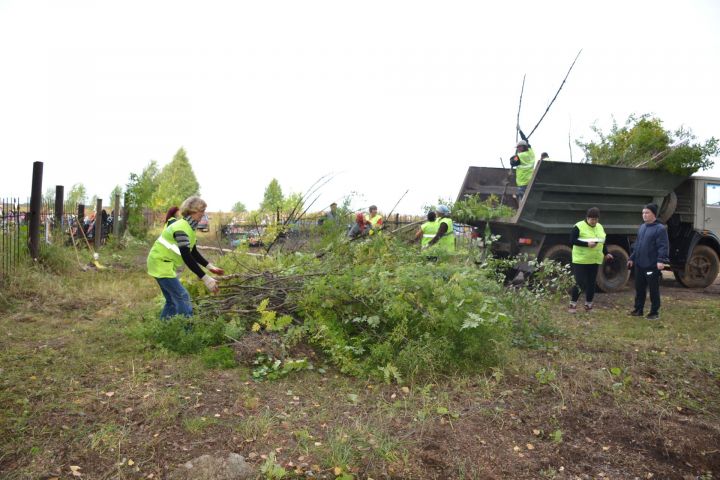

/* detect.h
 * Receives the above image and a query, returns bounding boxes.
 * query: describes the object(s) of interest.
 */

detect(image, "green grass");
[1,242,719,478]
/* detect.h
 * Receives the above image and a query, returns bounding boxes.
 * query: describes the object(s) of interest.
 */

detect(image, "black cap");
[644,203,658,216]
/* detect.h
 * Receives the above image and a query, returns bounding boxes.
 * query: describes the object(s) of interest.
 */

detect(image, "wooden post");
[95,198,103,250]
[28,162,43,259]
[54,185,64,241]
[113,193,121,237]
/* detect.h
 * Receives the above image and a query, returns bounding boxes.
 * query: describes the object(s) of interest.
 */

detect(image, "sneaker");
[584,304,593,312]
[567,304,577,314]
[628,310,643,317]
[646,313,660,320]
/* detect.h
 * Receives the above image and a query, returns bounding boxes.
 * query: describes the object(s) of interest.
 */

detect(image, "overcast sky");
[1,0,718,214]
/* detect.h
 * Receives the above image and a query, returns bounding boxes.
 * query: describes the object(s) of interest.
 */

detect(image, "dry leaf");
[333,466,343,475]
[401,386,410,394]
[105,391,115,397]
[526,443,535,450]
[128,459,135,466]
[513,446,521,452]
[602,446,610,451]
[532,429,541,436]
[70,465,82,477]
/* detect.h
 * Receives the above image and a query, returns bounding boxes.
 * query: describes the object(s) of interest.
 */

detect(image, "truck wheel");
[596,245,630,293]
[675,245,720,288]
[543,244,572,266]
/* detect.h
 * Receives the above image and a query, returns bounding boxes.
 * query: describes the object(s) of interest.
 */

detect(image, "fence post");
[95,198,103,250]
[113,193,121,237]
[28,162,43,260]
[121,192,129,235]
[54,185,64,241]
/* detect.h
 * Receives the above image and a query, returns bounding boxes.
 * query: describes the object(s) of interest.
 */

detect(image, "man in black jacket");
[627,203,670,320]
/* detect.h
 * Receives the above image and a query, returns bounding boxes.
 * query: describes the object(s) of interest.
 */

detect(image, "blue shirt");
[629,221,669,269]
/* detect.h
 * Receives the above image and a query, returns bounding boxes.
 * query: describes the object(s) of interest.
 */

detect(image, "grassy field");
[1,239,719,479]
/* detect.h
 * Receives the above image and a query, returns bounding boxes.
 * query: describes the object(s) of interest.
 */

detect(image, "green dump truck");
[457,161,720,292]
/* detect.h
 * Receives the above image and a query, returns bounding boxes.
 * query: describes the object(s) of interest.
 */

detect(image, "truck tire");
[543,244,572,266]
[596,245,630,293]
[675,245,720,288]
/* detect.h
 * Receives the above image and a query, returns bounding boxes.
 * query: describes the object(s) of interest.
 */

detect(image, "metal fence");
[0,161,126,284]
[0,198,24,284]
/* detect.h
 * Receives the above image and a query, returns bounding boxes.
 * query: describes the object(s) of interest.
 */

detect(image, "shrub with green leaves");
[298,236,513,379]
[141,315,226,354]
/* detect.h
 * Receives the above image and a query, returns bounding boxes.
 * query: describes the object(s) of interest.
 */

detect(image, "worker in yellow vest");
[509,129,536,201]
[427,205,455,253]
[415,210,438,248]
[568,207,614,313]
[365,205,383,235]
[147,196,224,319]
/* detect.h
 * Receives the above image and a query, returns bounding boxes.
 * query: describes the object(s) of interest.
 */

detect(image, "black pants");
[571,263,599,303]
[634,266,661,314]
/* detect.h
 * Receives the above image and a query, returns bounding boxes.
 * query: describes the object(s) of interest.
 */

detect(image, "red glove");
[207,263,224,275]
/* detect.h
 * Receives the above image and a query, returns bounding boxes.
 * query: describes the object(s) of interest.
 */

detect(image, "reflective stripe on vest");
[571,220,606,265]
[156,234,181,256]
[515,148,536,187]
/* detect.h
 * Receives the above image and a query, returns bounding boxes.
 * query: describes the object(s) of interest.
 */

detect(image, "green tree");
[66,183,87,207]
[260,178,284,216]
[109,185,123,205]
[576,114,718,176]
[43,187,55,206]
[152,147,201,210]
[125,160,160,237]
[231,201,247,214]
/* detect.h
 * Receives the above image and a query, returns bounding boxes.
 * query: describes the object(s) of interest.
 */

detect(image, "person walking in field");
[627,203,669,320]
[568,207,613,313]
[147,196,224,319]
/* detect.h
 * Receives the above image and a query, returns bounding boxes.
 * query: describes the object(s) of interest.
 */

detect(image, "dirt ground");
[1,259,719,479]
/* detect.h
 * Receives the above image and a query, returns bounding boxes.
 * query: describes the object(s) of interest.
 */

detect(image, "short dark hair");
[369,205,377,211]
[427,211,436,222]
[586,207,600,218]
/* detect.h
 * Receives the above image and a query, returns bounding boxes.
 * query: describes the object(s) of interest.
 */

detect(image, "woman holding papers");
[568,207,614,313]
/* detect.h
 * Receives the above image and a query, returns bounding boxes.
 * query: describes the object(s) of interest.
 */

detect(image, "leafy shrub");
[141,315,226,354]
[298,236,513,379]
[201,346,237,369]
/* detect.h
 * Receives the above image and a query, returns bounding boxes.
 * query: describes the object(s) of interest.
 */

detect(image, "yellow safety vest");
[366,214,383,234]
[515,148,536,187]
[420,220,439,248]
[571,220,606,265]
[147,218,196,278]
[436,217,455,253]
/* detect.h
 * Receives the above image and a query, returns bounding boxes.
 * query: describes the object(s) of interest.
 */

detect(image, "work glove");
[202,275,219,293]
[207,263,224,275]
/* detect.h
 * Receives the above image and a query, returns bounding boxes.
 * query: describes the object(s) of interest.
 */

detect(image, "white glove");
[202,275,219,293]
[207,263,224,275]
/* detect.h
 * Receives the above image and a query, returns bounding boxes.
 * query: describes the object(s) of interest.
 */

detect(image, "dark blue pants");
[156,277,193,319]
[633,266,661,315]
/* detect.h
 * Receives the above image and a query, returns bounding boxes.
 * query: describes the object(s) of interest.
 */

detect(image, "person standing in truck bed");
[509,129,536,201]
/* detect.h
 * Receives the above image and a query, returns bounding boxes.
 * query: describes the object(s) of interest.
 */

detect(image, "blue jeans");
[156,277,193,319]
[517,185,527,201]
